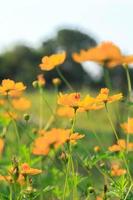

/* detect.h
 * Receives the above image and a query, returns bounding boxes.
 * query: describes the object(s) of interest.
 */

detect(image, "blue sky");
[0,0,133,54]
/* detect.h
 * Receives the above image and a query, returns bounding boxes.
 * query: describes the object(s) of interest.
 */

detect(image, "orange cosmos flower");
[0,79,26,97]
[39,52,66,71]
[72,42,133,68]
[37,74,46,86]
[96,88,123,104]
[108,139,133,152]
[0,138,4,154]
[96,197,103,200]
[111,163,126,176]
[3,111,18,120]
[12,97,31,111]
[57,106,75,118]
[32,128,84,156]
[21,163,42,175]
[121,118,133,134]
[58,92,81,109]
[69,133,85,144]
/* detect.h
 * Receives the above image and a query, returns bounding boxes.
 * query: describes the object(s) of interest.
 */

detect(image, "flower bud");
[52,78,61,86]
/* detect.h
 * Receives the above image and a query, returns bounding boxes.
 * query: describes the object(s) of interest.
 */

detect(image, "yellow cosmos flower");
[12,97,31,111]
[72,42,133,68]
[0,79,26,97]
[79,95,104,111]
[96,88,123,104]
[58,92,80,109]
[121,118,133,134]
[39,52,66,71]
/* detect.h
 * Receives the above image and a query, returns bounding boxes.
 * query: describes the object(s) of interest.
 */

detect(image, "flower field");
[0,42,133,200]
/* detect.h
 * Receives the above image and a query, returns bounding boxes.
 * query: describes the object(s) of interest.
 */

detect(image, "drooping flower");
[0,79,26,97]
[72,42,133,68]
[12,97,31,111]
[39,52,66,71]
[121,118,133,134]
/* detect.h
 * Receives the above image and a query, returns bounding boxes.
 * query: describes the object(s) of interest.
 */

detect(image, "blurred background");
[0,0,133,90]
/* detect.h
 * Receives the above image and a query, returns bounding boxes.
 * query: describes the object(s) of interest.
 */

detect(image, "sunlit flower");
[39,52,66,71]
[0,79,26,97]
[12,97,31,111]
[21,163,42,175]
[111,163,126,176]
[79,95,104,111]
[72,42,133,68]
[96,88,123,104]
[121,118,133,134]
[58,93,80,110]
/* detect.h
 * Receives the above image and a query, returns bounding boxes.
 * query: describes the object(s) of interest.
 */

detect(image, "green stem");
[56,67,74,91]
[39,87,43,129]
[103,67,112,90]
[123,65,132,151]
[105,104,119,141]
[86,111,104,151]
[62,110,77,200]
[9,185,13,200]
[124,183,133,200]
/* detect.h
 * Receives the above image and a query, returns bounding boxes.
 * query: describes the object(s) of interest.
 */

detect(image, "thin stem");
[9,185,13,200]
[105,104,119,141]
[62,110,77,200]
[123,65,132,151]
[105,104,132,183]
[124,183,133,200]
[103,67,112,90]
[123,64,132,96]
[86,111,104,151]
[39,87,43,129]
[56,67,74,91]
